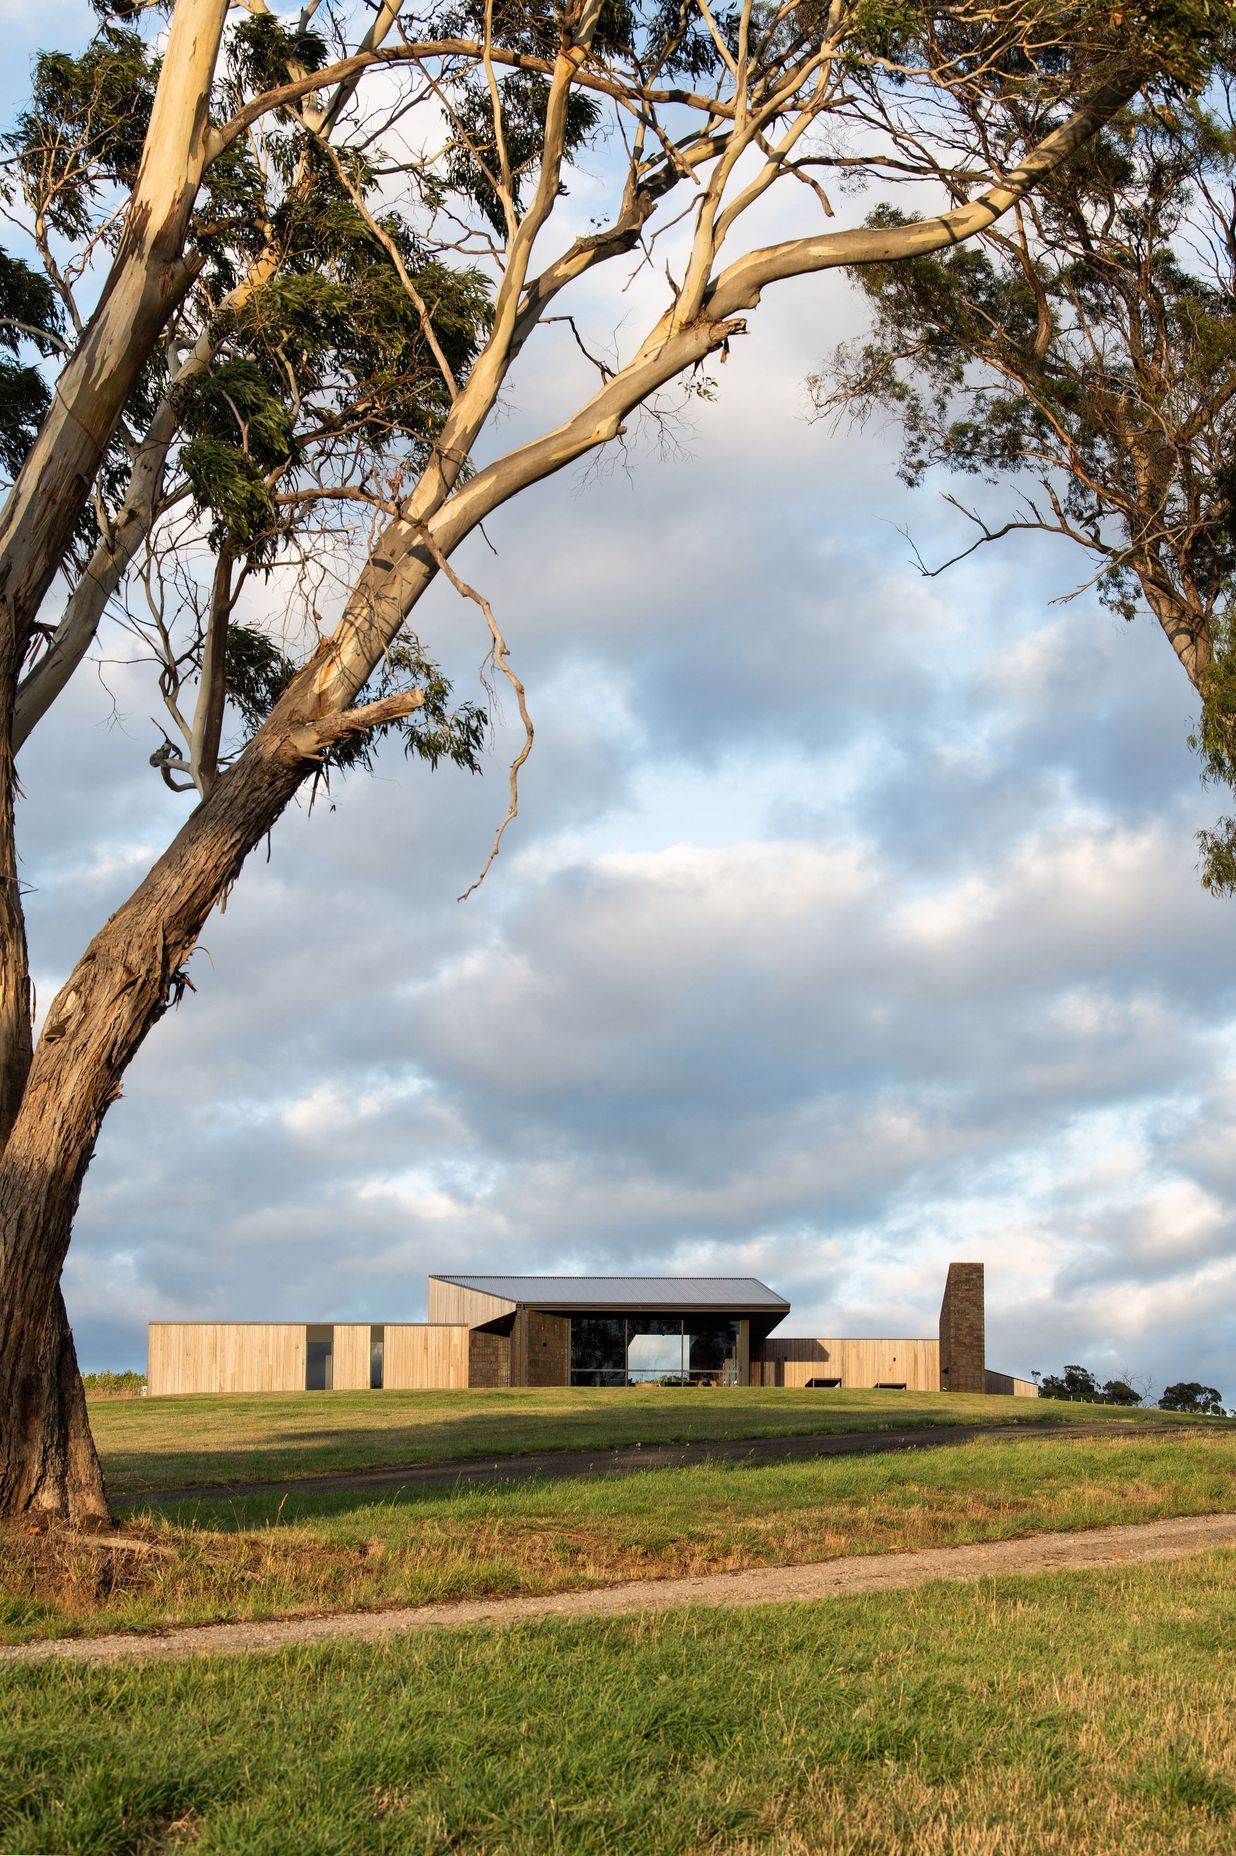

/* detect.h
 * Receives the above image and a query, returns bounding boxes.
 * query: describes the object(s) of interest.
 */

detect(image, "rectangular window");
[626,1318,685,1384]
[370,1324,384,1390]
[569,1315,626,1387]
[306,1324,334,1391]
[568,1314,744,1387]
[686,1321,741,1386]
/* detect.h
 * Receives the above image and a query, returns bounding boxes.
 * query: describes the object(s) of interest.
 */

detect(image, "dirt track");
[5,1510,1234,1667]
[121,1418,1191,1507]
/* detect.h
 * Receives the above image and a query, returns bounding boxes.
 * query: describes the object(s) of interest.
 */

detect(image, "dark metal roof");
[430,1273,790,1313]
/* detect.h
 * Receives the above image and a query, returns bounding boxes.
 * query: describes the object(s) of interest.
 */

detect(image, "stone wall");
[512,1307,570,1386]
[938,1262,985,1394]
[468,1327,512,1389]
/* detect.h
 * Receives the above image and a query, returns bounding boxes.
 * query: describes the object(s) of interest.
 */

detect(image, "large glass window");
[686,1321,740,1384]
[569,1314,740,1386]
[626,1317,686,1384]
[570,1315,626,1386]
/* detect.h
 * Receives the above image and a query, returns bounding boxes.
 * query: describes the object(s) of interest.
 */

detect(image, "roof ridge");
[429,1271,790,1307]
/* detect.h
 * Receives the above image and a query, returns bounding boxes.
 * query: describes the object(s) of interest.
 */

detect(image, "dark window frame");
[569,1313,741,1387]
[306,1323,334,1392]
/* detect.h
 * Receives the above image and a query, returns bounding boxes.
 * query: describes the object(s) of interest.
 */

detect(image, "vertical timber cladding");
[382,1324,471,1388]
[985,1369,1038,1397]
[757,1336,941,1389]
[331,1324,373,1391]
[147,1323,307,1395]
[938,1262,986,1393]
[512,1305,570,1386]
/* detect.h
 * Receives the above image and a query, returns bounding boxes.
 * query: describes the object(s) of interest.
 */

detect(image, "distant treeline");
[1035,1366,1228,1416]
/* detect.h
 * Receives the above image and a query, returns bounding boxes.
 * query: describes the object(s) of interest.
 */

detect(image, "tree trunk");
[0,713,309,1520]
[0,0,232,1524]
[1137,566,1211,696]
[0,0,229,663]
[0,678,31,1152]
[0,1289,109,1525]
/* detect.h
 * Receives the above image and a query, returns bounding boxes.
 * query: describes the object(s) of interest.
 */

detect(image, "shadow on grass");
[114,1419,1220,1536]
[96,1389,1217,1504]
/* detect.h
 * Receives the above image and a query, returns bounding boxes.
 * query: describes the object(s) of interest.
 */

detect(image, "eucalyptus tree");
[0,0,1215,1521]
[811,49,1236,882]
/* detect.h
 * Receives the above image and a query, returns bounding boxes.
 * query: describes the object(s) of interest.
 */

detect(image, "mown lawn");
[6,1431,1235,1644]
[2,1552,1234,1854]
[89,1384,1200,1496]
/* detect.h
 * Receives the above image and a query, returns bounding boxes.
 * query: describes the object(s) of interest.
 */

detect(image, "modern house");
[147,1261,1037,1396]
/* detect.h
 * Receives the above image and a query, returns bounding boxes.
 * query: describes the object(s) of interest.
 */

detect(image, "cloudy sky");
[9,4,1236,1397]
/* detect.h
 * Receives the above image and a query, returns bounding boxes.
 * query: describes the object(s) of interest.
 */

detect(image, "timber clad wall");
[938,1262,986,1393]
[332,1324,373,1391]
[427,1280,516,1327]
[985,1370,1038,1397]
[384,1324,470,1390]
[756,1337,940,1390]
[148,1322,472,1394]
[148,1323,306,1396]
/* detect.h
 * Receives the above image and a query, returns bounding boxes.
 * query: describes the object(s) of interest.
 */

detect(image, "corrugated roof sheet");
[430,1274,790,1311]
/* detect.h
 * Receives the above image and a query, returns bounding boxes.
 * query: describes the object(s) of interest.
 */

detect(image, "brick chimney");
[938,1262,985,1393]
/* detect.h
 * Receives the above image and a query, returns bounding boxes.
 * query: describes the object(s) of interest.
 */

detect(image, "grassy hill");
[89,1384,1205,1498]
[5,1411,1233,1647]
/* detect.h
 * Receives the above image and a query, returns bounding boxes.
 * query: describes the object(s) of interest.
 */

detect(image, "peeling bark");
[0,1292,109,1525]
[0,680,31,1154]
[0,0,230,661]
[0,719,308,1520]
[0,0,233,1525]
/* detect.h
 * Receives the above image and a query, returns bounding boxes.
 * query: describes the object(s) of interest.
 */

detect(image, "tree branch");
[284,687,425,759]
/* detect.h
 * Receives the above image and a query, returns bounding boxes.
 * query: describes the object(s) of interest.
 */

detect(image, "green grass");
[2,1552,1234,1854]
[89,1385,1200,1496]
[8,1431,1236,1644]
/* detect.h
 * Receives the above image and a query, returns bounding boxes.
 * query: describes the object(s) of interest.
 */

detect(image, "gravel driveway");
[5,1510,1234,1667]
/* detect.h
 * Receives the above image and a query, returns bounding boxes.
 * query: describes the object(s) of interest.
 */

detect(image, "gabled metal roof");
[430,1273,790,1313]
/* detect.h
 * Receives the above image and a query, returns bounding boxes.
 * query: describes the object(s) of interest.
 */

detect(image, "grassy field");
[89,1385,1201,1496]
[6,1430,1235,1644]
[2,1553,1233,1854]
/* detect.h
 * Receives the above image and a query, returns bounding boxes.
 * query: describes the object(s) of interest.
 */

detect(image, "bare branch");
[407,522,533,902]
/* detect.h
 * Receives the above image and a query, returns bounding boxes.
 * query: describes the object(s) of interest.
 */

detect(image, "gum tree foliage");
[811,48,1236,885]
[1036,1364,1143,1402]
[0,0,1220,1521]
[1158,1379,1226,1411]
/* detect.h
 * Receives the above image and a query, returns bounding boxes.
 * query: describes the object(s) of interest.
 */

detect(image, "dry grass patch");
[3,1430,1234,1643]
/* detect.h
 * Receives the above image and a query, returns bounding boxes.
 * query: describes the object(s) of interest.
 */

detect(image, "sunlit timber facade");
[146,1262,1037,1397]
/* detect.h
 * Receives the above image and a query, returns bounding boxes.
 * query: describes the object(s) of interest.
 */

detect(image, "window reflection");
[626,1319,684,1383]
[569,1314,740,1386]
[688,1323,739,1380]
